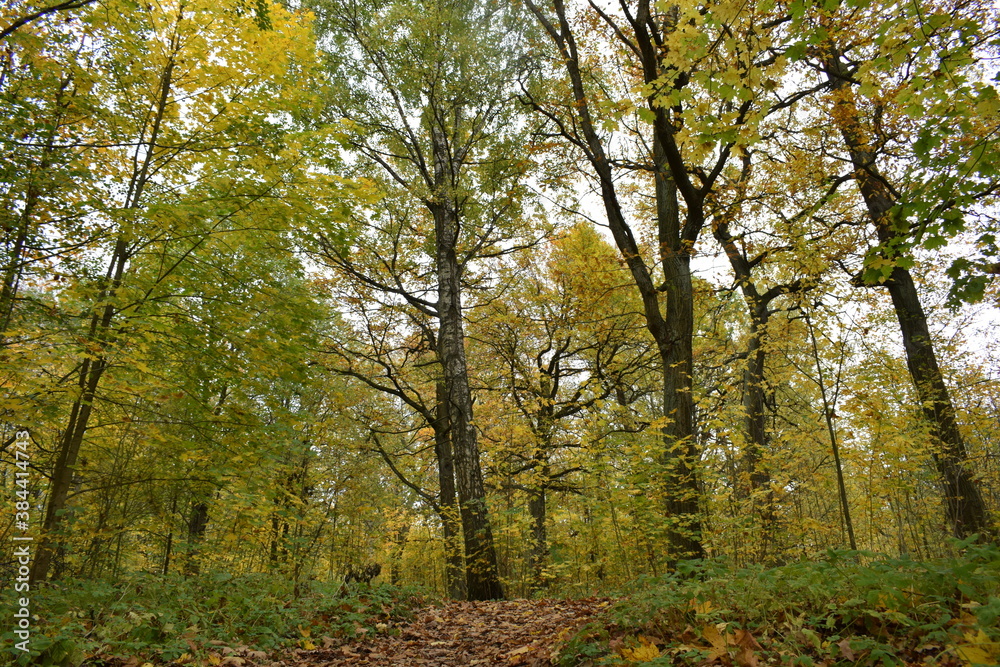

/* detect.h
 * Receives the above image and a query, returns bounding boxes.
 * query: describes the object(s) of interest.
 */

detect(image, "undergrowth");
[556,538,1000,666]
[0,572,429,666]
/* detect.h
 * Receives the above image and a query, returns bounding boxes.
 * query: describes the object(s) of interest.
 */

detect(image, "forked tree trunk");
[714,222,801,558]
[523,0,708,563]
[654,132,703,560]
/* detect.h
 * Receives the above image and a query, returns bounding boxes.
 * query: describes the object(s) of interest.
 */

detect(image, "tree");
[309,0,542,598]
[797,0,998,539]
[0,0,99,42]
[317,266,470,599]
[472,224,653,589]
[522,0,810,561]
[8,0,333,581]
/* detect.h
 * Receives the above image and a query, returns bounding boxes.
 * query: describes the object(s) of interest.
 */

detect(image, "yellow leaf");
[956,644,994,665]
[300,639,316,650]
[954,629,1000,666]
[690,598,714,615]
[619,635,661,662]
[702,624,727,650]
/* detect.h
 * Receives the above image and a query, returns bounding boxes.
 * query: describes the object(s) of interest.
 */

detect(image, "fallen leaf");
[955,645,993,665]
[735,629,762,667]
[838,638,855,661]
[954,629,1000,666]
[620,635,661,662]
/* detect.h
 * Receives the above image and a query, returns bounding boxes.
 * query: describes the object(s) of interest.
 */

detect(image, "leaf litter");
[280,598,610,666]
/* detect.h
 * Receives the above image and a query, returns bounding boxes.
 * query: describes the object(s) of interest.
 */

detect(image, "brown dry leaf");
[507,644,537,665]
[735,645,758,667]
[275,598,607,666]
[703,624,727,650]
[734,629,762,667]
[838,638,855,661]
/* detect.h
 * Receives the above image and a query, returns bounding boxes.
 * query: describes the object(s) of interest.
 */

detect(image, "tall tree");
[16,0,330,580]
[801,0,998,539]
[473,224,653,589]
[523,0,807,560]
[310,0,539,598]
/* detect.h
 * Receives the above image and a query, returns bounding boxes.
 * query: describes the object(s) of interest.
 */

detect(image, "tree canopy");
[1,0,999,662]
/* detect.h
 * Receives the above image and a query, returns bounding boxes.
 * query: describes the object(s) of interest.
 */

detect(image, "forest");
[1,0,999,664]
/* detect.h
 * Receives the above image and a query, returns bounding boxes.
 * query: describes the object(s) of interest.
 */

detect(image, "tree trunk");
[31,238,129,582]
[186,501,209,575]
[806,312,857,550]
[527,377,555,592]
[884,269,991,538]
[824,52,992,540]
[430,126,504,600]
[31,47,177,582]
[434,381,467,600]
[527,483,547,591]
[713,222,795,556]
[523,0,708,562]
[389,522,410,586]
[653,123,704,562]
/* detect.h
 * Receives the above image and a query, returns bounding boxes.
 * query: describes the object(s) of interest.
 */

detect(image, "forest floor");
[276,598,609,666]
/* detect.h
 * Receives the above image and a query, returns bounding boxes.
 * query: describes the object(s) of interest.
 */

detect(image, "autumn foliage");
[1,0,999,664]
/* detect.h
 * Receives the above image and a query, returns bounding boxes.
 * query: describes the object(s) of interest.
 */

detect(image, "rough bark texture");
[824,52,991,539]
[434,382,468,600]
[653,131,703,559]
[430,126,504,600]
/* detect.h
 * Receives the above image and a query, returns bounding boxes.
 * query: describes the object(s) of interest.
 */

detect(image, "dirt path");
[282,598,609,666]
